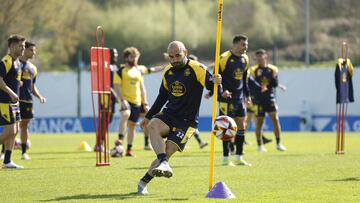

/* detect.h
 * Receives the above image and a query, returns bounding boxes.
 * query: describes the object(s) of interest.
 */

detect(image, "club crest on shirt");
[342,72,347,82]
[171,81,186,97]
[184,68,191,77]
[233,68,242,80]
[260,77,269,86]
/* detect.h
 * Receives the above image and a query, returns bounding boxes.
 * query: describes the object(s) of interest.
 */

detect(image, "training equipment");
[110,145,124,157]
[209,0,224,190]
[206,181,235,199]
[212,115,237,140]
[79,141,92,152]
[114,139,123,146]
[335,42,354,155]
[91,26,111,166]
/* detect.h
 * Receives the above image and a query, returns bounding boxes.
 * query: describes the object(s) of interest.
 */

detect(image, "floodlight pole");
[171,0,176,41]
[305,0,310,66]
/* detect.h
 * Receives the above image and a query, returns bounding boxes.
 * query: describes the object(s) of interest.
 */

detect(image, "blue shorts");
[0,102,20,126]
[256,102,278,117]
[20,101,34,119]
[219,101,246,118]
[154,112,197,152]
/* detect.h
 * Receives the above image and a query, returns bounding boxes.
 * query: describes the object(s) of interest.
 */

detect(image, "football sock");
[194,133,202,144]
[1,144,4,153]
[222,140,230,156]
[235,130,245,155]
[276,137,280,144]
[118,133,124,140]
[4,150,11,164]
[127,144,132,151]
[21,143,27,154]
[141,172,154,183]
[257,138,262,146]
[229,141,235,152]
[144,136,149,146]
[157,153,167,163]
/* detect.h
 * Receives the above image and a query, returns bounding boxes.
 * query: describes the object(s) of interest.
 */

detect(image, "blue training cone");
[206,181,236,199]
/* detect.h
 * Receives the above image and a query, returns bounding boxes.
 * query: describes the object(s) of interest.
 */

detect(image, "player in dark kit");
[18,42,46,160]
[217,35,252,166]
[249,49,286,152]
[0,34,25,168]
[137,41,222,195]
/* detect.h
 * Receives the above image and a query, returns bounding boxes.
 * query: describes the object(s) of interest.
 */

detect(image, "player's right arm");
[144,79,168,120]
[0,63,18,102]
[141,78,168,129]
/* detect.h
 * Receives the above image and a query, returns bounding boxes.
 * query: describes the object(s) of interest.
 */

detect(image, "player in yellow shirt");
[113,47,149,157]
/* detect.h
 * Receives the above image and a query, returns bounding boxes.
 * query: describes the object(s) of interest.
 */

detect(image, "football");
[212,115,238,140]
[110,145,124,157]
[14,138,31,150]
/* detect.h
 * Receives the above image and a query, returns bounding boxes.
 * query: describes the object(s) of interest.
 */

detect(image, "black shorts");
[20,101,34,119]
[219,101,246,118]
[140,104,146,114]
[0,102,20,126]
[154,112,197,152]
[256,102,278,117]
[126,102,141,123]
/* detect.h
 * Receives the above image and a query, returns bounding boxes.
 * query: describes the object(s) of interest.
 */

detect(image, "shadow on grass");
[328,177,360,182]
[42,192,140,201]
[160,198,189,201]
[32,151,89,155]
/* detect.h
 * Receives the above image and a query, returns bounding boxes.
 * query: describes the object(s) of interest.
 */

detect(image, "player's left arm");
[32,84,46,103]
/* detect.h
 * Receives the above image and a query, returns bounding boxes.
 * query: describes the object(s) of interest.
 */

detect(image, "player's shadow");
[327,177,360,182]
[42,192,140,201]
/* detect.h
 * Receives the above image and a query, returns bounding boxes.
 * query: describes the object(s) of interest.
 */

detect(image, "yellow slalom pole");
[209,0,223,191]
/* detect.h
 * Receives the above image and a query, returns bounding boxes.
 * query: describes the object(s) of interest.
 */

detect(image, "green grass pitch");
[1,132,359,202]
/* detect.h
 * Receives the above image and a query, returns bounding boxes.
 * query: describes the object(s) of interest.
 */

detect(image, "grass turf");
[1,132,360,202]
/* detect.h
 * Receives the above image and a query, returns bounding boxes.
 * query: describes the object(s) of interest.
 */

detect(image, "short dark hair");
[8,34,25,47]
[25,41,36,48]
[233,34,248,44]
[255,49,267,55]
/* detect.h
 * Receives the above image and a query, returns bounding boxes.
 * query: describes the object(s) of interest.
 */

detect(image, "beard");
[171,61,185,69]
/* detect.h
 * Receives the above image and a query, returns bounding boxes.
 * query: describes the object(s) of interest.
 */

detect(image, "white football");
[14,138,31,150]
[110,145,124,157]
[212,115,238,140]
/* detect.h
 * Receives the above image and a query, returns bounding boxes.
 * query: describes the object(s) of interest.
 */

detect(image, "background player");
[217,35,252,166]
[113,47,149,157]
[18,41,46,160]
[249,49,287,152]
[0,34,25,168]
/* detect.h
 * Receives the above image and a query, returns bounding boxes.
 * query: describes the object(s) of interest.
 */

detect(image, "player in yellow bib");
[113,47,149,157]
